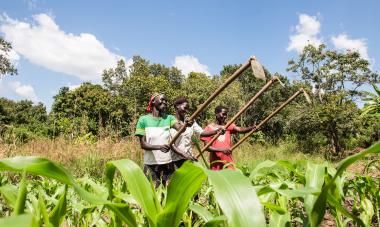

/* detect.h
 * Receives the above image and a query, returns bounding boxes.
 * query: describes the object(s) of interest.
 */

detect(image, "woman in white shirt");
[170,97,221,168]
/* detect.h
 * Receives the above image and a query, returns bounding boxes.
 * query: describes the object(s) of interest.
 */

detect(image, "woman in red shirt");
[201,105,254,170]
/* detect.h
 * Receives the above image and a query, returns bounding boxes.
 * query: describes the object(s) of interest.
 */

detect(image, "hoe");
[168,56,266,146]
[195,76,285,159]
[231,88,311,151]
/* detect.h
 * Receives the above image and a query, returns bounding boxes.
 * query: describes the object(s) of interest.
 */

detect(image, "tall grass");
[233,141,325,169]
[0,137,325,177]
[0,137,142,177]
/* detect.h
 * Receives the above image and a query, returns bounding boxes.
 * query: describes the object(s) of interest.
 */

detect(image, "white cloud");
[287,14,323,53]
[173,55,210,76]
[0,78,5,96]
[0,13,123,81]
[331,34,369,60]
[126,58,133,75]
[68,83,80,91]
[9,81,40,103]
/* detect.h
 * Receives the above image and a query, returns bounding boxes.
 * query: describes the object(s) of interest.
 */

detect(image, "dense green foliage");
[0,99,50,143]
[1,43,379,155]
[51,83,131,138]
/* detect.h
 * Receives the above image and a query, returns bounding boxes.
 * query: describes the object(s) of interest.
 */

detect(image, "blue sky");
[1,0,379,110]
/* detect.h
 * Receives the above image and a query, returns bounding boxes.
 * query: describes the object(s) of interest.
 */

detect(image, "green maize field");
[0,141,379,227]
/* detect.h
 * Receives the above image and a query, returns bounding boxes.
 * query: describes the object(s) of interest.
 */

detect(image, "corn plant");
[0,140,378,226]
[0,157,266,226]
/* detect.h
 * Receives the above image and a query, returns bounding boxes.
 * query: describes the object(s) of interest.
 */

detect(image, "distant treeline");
[1,44,379,155]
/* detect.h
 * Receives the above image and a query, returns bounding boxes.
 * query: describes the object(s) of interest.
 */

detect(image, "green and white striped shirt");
[135,114,177,164]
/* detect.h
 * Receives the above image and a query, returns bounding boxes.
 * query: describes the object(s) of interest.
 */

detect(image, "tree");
[102,59,128,95]
[0,98,50,143]
[287,44,379,154]
[117,56,182,119]
[101,56,186,133]
[150,63,184,87]
[287,44,379,98]
[51,83,131,138]
[0,98,15,125]
[180,72,217,124]
[0,37,17,76]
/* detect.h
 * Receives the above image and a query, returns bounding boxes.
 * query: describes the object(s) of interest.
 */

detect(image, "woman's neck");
[151,108,162,117]
[176,112,185,122]
[214,120,224,126]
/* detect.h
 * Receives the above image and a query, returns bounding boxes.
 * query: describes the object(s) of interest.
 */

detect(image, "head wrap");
[146,93,160,112]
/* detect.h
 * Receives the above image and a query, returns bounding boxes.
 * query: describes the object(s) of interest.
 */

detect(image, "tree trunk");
[330,131,341,155]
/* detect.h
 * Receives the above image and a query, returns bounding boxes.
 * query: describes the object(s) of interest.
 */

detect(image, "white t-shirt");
[170,121,204,161]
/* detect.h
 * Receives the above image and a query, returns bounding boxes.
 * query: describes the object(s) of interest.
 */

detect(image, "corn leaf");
[359,197,374,225]
[207,169,266,227]
[0,156,137,227]
[14,171,27,215]
[189,204,214,222]
[113,191,138,205]
[311,140,380,227]
[38,187,52,227]
[49,185,67,227]
[262,202,286,215]
[157,161,206,227]
[269,211,291,227]
[257,185,319,198]
[326,193,365,226]
[106,159,160,226]
[0,214,35,227]
[249,160,277,178]
[0,184,17,208]
[28,194,43,227]
[269,201,291,227]
[0,157,74,185]
[204,216,227,227]
[304,162,326,218]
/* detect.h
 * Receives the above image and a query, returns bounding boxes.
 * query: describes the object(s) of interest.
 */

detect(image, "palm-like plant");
[361,84,380,118]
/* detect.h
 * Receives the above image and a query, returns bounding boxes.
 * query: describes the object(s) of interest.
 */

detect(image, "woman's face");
[176,102,189,117]
[154,94,168,112]
[215,108,228,124]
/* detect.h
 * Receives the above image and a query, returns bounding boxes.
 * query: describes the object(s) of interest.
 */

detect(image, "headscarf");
[146,93,161,113]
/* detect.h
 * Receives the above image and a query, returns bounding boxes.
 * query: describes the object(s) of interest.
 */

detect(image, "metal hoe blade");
[301,89,312,104]
[250,58,266,81]
[275,77,285,88]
